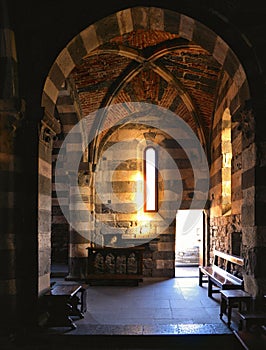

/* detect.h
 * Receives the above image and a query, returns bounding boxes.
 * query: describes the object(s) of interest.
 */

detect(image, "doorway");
[175,210,204,277]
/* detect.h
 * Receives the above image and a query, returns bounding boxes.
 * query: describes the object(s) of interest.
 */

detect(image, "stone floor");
[0,268,245,350]
[49,266,241,336]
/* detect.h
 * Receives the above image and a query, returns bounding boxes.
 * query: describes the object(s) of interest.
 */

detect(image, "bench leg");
[208,277,213,298]
[47,300,77,329]
[69,295,84,319]
[220,295,226,319]
[227,300,232,327]
[80,288,87,313]
[199,268,203,287]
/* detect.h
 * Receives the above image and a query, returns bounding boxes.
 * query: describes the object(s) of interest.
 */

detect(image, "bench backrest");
[212,264,243,285]
[213,249,244,281]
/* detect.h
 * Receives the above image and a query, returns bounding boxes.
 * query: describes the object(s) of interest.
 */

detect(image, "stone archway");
[38,6,260,298]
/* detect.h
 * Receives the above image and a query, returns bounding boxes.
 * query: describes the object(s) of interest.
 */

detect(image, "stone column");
[38,119,58,294]
[240,105,266,299]
[0,98,24,327]
[0,0,25,328]
[66,170,95,280]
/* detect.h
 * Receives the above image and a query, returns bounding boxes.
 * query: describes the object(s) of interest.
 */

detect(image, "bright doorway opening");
[175,210,204,277]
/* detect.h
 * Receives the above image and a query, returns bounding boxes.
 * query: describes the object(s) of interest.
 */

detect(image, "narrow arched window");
[144,147,158,212]
[221,108,232,216]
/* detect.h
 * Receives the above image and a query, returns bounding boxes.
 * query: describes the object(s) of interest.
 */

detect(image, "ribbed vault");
[67,29,223,160]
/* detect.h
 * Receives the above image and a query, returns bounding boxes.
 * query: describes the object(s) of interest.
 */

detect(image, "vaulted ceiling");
[68,29,224,150]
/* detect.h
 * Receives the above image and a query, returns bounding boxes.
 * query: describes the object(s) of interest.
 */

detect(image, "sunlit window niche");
[128,145,159,237]
[144,147,158,212]
[221,108,232,215]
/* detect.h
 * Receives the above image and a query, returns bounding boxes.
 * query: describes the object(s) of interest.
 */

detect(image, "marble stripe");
[213,36,229,66]
[80,25,102,54]
[39,157,52,179]
[55,47,75,79]
[38,209,51,233]
[158,242,175,252]
[234,65,247,88]
[39,174,51,196]
[43,76,59,105]
[38,193,52,211]
[179,14,194,41]
[117,8,133,35]
[131,7,149,30]
[242,143,256,171]
[150,7,164,31]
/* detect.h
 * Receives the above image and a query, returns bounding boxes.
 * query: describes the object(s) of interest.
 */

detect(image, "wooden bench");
[44,283,87,329]
[220,289,252,328]
[199,250,244,298]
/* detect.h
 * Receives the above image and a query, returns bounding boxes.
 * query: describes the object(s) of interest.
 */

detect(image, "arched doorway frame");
[38,6,251,294]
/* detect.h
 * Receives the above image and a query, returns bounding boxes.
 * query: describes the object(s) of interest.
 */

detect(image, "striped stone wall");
[51,84,94,279]
[40,6,263,285]
[38,121,59,295]
[209,52,250,260]
[52,133,69,264]
[239,105,262,297]
[250,135,266,298]
[51,86,76,266]
[93,123,205,277]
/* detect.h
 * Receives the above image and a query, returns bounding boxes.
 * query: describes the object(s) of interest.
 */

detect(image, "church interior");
[0,0,266,349]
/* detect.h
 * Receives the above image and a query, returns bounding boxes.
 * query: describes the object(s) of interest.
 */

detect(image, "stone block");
[242,226,257,247]
[179,14,194,41]
[131,7,149,30]
[242,143,256,171]
[164,9,180,34]
[158,242,174,251]
[67,34,87,65]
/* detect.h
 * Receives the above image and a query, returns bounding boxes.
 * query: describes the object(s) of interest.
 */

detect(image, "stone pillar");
[0,98,24,327]
[67,170,94,280]
[38,119,58,294]
[0,0,25,328]
[240,105,266,299]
